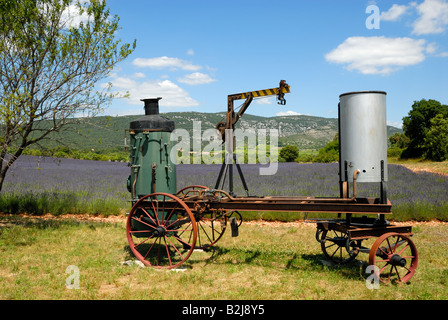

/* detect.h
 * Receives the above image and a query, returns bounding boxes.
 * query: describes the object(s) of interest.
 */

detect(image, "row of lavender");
[178,162,448,221]
[1,156,130,216]
[1,156,447,221]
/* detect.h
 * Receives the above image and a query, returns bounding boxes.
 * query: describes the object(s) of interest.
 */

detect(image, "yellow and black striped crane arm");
[216,80,291,139]
[231,82,291,101]
[230,80,290,125]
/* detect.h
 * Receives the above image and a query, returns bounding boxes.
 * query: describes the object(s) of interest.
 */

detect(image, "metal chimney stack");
[142,97,162,115]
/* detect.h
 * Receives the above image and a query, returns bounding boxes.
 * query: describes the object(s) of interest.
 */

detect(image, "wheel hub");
[331,236,348,247]
[153,226,167,237]
[390,254,407,267]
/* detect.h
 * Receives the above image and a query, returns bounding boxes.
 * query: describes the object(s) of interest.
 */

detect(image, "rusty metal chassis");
[315,220,413,241]
[145,191,412,241]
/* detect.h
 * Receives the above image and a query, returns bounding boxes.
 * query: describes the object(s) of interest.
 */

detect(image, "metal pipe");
[132,168,138,199]
[151,163,157,193]
[352,169,360,199]
[141,97,162,115]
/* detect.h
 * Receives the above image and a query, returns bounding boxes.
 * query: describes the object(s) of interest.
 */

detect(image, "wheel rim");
[315,228,325,243]
[126,193,197,269]
[194,210,228,249]
[177,186,227,248]
[321,229,359,264]
[369,232,418,284]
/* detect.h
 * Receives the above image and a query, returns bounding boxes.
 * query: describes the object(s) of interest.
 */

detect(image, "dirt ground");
[2,212,447,228]
[399,162,448,177]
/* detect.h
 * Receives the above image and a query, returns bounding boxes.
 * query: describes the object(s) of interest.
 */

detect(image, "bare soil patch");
[2,213,447,228]
[0,212,127,224]
[399,163,448,177]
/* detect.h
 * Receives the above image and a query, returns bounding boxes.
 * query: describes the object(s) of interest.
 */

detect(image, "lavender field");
[1,156,130,216]
[1,156,448,221]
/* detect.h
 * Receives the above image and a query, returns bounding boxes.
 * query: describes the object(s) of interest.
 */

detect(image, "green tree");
[388,132,410,149]
[279,145,299,162]
[0,0,136,191]
[423,114,448,161]
[388,132,410,158]
[314,138,339,163]
[402,99,448,158]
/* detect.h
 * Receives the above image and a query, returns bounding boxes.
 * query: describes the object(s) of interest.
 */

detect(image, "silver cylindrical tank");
[339,91,388,183]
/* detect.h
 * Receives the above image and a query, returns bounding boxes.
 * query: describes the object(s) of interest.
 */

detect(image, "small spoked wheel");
[194,210,228,249]
[315,228,325,243]
[369,232,418,284]
[177,186,229,249]
[320,229,359,264]
[126,193,197,269]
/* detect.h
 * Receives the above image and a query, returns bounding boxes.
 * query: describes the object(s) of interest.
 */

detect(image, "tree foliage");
[0,0,136,190]
[314,134,339,163]
[279,145,299,162]
[387,132,410,157]
[423,114,448,161]
[402,99,448,159]
[389,132,410,149]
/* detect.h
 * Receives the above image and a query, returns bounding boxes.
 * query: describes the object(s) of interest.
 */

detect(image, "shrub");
[279,145,299,162]
[314,139,339,163]
[387,147,403,158]
[423,114,448,161]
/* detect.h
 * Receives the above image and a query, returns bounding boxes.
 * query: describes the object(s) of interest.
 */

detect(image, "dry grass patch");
[1,215,448,300]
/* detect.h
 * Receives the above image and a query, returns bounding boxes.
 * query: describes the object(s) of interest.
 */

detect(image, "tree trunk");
[0,174,5,193]
[0,165,8,193]
[0,148,24,193]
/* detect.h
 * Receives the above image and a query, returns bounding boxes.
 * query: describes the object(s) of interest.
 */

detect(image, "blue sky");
[100,0,448,128]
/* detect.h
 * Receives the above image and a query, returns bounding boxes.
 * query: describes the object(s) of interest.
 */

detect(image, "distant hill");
[32,111,402,152]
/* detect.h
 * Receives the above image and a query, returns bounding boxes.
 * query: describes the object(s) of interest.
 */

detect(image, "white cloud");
[60,3,91,29]
[381,4,409,21]
[325,36,427,75]
[178,72,217,85]
[132,72,146,79]
[133,56,202,71]
[108,75,199,108]
[109,75,138,89]
[412,0,448,35]
[186,49,195,56]
[425,42,438,53]
[255,97,274,105]
[276,111,302,116]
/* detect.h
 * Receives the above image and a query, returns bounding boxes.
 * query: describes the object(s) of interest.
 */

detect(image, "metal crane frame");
[214,80,291,196]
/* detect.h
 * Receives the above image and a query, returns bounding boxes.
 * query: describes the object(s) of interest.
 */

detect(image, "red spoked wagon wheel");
[369,232,418,284]
[126,193,197,269]
[177,186,228,249]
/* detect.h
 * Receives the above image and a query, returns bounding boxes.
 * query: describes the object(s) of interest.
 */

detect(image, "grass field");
[1,156,447,301]
[389,157,448,176]
[0,214,447,300]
